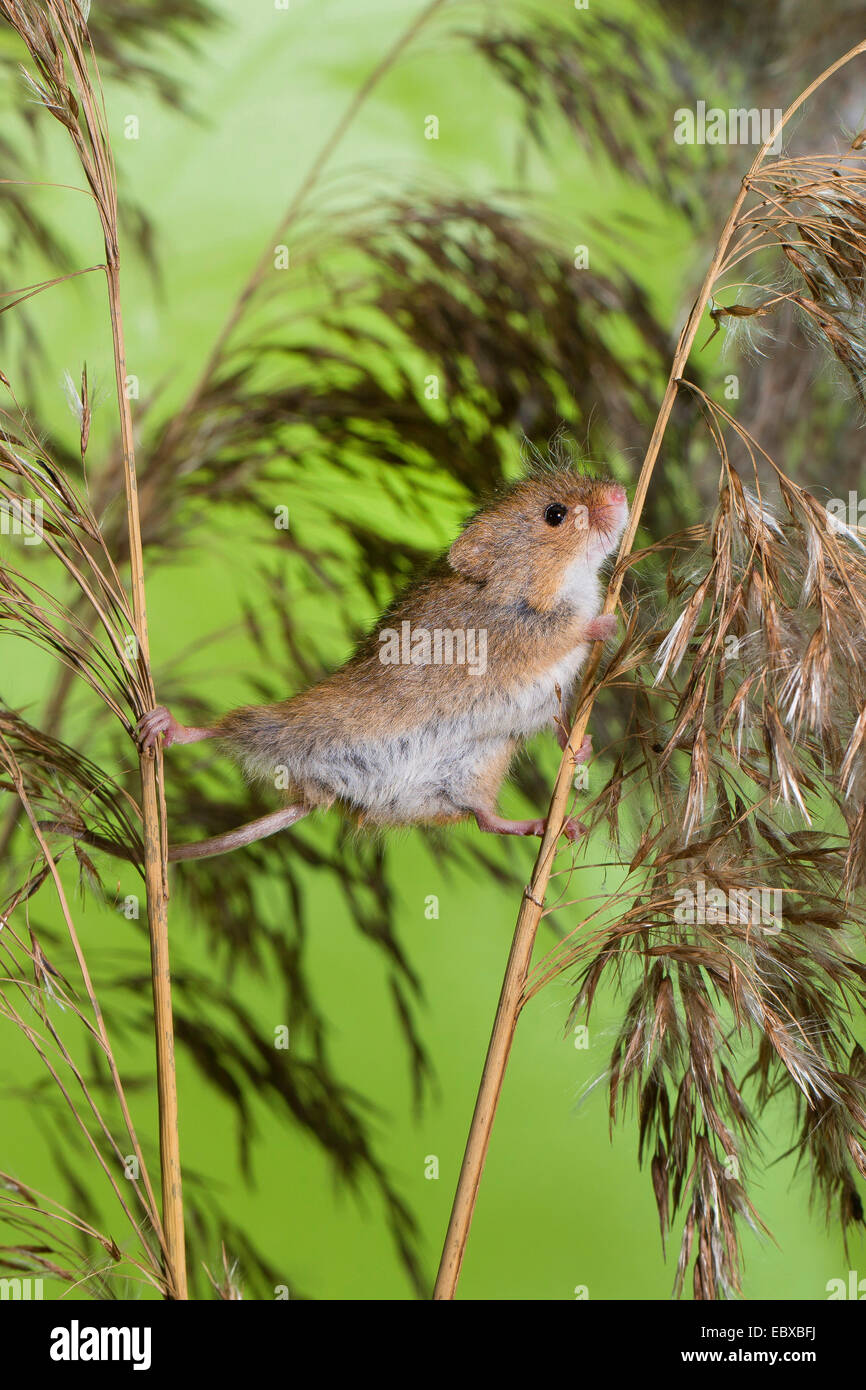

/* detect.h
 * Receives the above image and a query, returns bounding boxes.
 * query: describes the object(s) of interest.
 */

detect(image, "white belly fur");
[275,642,590,820]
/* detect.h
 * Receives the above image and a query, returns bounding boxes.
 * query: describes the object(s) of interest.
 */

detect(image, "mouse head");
[448,466,628,610]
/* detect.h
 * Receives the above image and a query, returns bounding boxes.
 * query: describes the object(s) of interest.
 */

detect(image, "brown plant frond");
[534,391,866,1294]
[501,59,866,1299]
[0,0,217,366]
[715,147,866,407]
[132,193,686,569]
[10,0,866,1304]
[0,704,143,867]
[0,1168,150,1297]
[466,4,706,209]
[0,394,146,722]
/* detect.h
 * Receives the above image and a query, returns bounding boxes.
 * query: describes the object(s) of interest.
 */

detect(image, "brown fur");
[216,470,625,752]
[139,465,627,850]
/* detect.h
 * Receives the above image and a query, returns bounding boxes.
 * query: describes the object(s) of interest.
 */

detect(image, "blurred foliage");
[1,0,865,1298]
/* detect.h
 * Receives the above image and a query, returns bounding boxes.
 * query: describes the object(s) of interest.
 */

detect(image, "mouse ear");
[448,522,492,581]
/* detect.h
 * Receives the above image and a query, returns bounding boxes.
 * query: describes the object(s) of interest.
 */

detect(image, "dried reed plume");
[7,0,862,1303]
[0,0,185,1297]
[435,43,866,1299]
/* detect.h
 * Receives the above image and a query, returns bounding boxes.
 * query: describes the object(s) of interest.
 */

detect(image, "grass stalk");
[433,37,866,1300]
[105,257,187,1302]
[0,0,190,1299]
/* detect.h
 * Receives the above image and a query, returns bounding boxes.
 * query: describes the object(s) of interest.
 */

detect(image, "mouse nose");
[608,484,627,504]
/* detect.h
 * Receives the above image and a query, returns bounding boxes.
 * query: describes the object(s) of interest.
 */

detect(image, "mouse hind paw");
[137,706,215,750]
[472,807,587,843]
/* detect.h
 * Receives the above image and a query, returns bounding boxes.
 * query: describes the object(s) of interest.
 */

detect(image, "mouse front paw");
[585,613,618,642]
[571,733,593,765]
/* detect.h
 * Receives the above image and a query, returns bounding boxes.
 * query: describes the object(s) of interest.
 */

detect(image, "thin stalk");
[4,749,165,1260]
[432,38,866,1301]
[0,0,451,844]
[0,0,191,1300]
[105,268,187,1301]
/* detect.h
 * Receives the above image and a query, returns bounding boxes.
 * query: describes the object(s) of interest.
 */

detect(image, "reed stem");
[105,267,188,1301]
[432,39,866,1299]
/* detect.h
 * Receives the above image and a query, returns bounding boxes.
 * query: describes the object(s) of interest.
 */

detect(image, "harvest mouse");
[137,463,628,861]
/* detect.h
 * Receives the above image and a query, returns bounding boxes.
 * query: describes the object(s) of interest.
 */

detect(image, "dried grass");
[437,48,866,1300]
[4,0,865,1304]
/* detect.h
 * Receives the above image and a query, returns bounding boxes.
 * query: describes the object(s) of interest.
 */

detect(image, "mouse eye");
[544,503,568,527]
